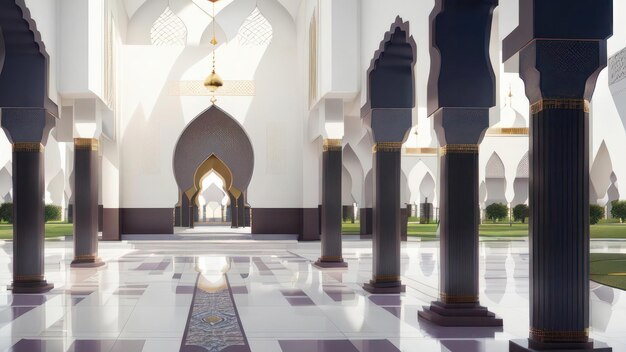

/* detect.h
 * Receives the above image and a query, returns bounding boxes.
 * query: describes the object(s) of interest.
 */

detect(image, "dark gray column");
[2,108,56,293]
[503,1,612,350]
[237,195,245,228]
[174,206,181,227]
[202,205,207,222]
[417,0,501,327]
[359,208,372,239]
[181,195,190,228]
[361,18,415,294]
[189,194,197,229]
[315,139,347,269]
[229,193,239,228]
[11,143,54,292]
[71,138,104,268]
[364,143,405,293]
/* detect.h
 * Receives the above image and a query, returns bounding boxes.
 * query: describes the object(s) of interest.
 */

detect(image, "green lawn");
[0,221,73,240]
[590,253,626,291]
[343,221,626,239]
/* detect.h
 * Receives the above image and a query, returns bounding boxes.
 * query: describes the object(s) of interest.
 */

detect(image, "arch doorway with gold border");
[172,106,253,235]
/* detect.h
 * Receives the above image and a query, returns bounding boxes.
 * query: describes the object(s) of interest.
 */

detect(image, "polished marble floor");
[0,237,625,352]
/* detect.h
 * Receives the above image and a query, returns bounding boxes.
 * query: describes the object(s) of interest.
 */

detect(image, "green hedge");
[590,204,605,225]
[45,205,62,222]
[0,203,12,223]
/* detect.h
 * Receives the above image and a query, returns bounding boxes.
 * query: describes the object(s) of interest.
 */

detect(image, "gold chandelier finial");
[204,0,223,102]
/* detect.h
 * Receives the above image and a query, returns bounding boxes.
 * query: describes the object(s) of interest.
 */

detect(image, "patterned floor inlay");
[181,273,251,352]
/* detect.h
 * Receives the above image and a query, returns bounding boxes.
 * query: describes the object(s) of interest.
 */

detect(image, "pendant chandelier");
[204,0,223,103]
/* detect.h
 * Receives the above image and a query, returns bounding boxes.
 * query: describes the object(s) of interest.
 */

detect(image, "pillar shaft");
[11,143,53,293]
[237,195,245,228]
[72,139,103,267]
[529,101,590,343]
[230,194,239,228]
[315,139,346,268]
[364,143,404,293]
[439,145,480,303]
[181,195,190,228]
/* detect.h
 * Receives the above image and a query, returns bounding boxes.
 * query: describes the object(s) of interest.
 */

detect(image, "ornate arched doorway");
[173,105,254,230]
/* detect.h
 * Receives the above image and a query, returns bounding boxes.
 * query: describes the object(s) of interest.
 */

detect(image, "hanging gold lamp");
[204,0,223,100]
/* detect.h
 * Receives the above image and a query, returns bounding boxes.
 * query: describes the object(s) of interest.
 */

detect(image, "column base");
[418,301,503,327]
[313,258,348,269]
[9,280,54,294]
[510,339,611,352]
[71,257,106,268]
[363,280,406,294]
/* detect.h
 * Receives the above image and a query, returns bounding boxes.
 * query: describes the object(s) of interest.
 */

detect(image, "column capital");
[0,107,56,145]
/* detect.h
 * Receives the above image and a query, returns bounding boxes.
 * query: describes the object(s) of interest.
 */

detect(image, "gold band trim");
[74,138,99,151]
[405,147,438,155]
[530,99,590,114]
[323,139,342,152]
[320,255,344,262]
[487,127,529,136]
[440,292,479,304]
[13,142,44,152]
[373,142,403,153]
[441,144,479,155]
[374,275,401,282]
[14,274,44,281]
[74,254,97,260]
[530,327,589,343]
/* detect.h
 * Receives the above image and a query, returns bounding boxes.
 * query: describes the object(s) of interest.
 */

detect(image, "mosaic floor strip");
[181,272,251,352]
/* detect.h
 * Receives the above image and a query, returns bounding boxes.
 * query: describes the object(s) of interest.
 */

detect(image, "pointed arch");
[590,141,614,202]
[237,8,273,46]
[512,152,529,206]
[173,105,254,199]
[485,152,507,205]
[419,172,436,203]
[150,7,188,46]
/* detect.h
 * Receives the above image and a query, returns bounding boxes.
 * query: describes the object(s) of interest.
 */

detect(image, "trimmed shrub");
[590,204,605,225]
[485,203,508,223]
[610,200,626,223]
[0,203,13,224]
[44,204,62,222]
[513,204,529,224]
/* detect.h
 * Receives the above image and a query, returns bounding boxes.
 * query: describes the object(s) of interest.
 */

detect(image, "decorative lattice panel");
[237,8,273,46]
[167,81,256,96]
[151,7,188,46]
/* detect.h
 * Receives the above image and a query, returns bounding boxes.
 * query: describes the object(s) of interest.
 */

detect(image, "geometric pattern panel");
[151,7,187,46]
[609,46,626,85]
[486,152,506,178]
[167,81,256,96]
[237,8,273,46]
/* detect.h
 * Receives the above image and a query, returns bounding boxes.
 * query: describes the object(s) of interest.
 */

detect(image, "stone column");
[189,194,197,229]
[181,194,190,228]
[510,42,610,352]
[71,138,104,267]
[364,142,405,293]
[361,18,415,294]
[417,0,501,327]
[2,108,55,293]
[174,206,181,227]
[229,193,239,228]
[237,195,245,228]
[315,139,347,268]
[503,1,612,350]
[359,208,372,239]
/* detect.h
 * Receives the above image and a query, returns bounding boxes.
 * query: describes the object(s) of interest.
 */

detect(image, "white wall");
[120,0,302,208]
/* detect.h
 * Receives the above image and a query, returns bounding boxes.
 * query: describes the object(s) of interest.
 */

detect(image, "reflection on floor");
[0,238,625,352]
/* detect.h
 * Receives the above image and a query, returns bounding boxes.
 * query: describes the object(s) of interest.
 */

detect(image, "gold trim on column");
[13,274,44,281]
[13,142,44,152]
[319,255,344,262]
[440,292,479,304]
[530,99,590,114]
[373,275,401,282]
[440,144,479,155]
[486,127,529,136]
[74,138,99,151]
[529,327,589,343]
[372,142,403,153]
[74,254,97,261]
[322,139,342,152]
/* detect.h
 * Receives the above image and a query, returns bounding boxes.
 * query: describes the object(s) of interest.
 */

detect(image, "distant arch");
[485,152,507,205]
